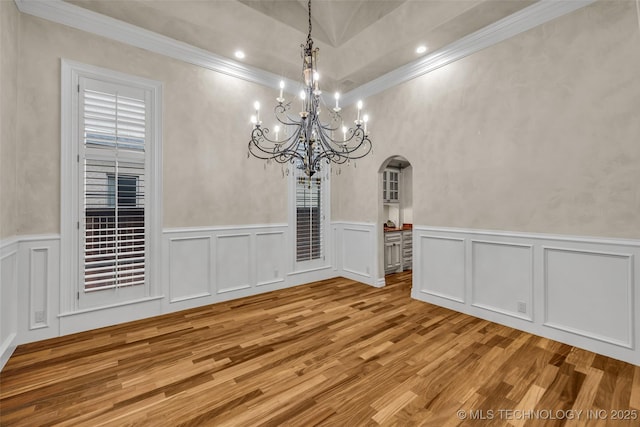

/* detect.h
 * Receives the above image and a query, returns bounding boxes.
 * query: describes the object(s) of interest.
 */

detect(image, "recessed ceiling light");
[234,50,245,59]
[416,45,427,54]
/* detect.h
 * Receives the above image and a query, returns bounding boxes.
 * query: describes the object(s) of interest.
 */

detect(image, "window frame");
[288,165,331,273]
[60,59,163,313]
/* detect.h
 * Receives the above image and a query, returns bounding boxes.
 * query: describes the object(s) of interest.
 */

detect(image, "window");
[291,162,329,271]
[61,60,162,311]
[106,174,139,207]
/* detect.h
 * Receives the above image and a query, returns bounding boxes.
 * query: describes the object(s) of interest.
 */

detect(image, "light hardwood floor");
[1,272,639,426]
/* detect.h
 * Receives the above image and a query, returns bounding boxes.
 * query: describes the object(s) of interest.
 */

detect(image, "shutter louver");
[82,85,146,291]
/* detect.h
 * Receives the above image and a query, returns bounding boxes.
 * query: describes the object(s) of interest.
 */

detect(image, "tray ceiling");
[66,0,536,92]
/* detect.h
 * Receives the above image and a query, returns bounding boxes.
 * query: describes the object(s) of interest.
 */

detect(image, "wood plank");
[1,271,637,426]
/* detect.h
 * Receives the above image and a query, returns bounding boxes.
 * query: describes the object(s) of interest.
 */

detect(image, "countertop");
[383,224,412,233]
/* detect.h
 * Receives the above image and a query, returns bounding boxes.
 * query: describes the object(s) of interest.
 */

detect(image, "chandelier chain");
[307,0,313,47]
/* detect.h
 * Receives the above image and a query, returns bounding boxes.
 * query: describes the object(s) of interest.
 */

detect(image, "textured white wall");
[15,13,288,235]
[0,0,20,239]
[333,0,640,240]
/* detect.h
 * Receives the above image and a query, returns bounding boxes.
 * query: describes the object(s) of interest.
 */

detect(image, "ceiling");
[66,0,536,92]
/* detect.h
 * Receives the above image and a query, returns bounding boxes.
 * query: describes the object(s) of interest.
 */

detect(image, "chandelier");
[248,0,372,177]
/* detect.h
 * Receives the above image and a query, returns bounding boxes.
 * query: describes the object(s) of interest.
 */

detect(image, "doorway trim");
[377,155,413,282]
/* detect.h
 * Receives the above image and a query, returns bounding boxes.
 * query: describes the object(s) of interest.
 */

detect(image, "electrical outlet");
[35,310,45,323]
[517,302,527,314]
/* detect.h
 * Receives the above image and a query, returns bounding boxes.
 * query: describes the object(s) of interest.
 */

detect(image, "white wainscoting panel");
[29,248,50,329]
[1,239,19,370]
[416,235,465,303]
[332,222,379,287]
[342,228,372,277]
[162,225,296,310]
[17,236,60,345]
[2,224,341,370]
[255,231,285,287]
[544,247,632,348]
[216,233,251,294]
[168,236,211,303]
[471,241,533,321]
[412,226,640,365]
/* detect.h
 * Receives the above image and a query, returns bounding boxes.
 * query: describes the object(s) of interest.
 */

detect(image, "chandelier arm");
[319,121,342,133]
[341,128,373,158]
[249,129,298,161]
[249,125,304,156]
[313,130,352,167]
[317,125,363,151]
[329,128,372,159]
[274,103,302,127]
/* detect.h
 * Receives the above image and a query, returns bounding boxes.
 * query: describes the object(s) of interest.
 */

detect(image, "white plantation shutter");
[80,78,147,292]
[295,171,323,262]
[84,89,146,150]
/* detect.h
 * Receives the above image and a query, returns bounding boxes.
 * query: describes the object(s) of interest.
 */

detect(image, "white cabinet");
[402,230,412,270]
[384,230,412,273]
[382,169,400,203]
[384,231,403,273]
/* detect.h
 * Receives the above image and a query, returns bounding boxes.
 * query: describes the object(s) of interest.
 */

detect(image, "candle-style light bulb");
[250,115,257,125]
[277,80,285,103]
[357,100,363,121]
[274,125,280,140]
[334,92,340,109]
[342,125,347,142]
[299,90,306,111]
[363,114,369,133]
[313,72,320,91]
[254,101,260,122]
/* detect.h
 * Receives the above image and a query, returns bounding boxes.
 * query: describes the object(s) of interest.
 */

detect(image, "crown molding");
[15,0,595,106]
[341,0,596,105]
[13,0,299,92]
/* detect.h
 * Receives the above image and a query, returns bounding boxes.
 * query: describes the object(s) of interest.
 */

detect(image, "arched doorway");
[377,156,413,283]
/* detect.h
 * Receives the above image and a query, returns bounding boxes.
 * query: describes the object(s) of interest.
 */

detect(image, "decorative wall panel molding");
[2,225,638,369]
[17,237,60,345]
[471,240,533,321]
[215,233,252,294]
[168,236,211,303]
[28,248,50,329]
[332,222,380,287]
[0,221,381,369]
[342,228,373,277]
[255,231,285,287]
[543,247,633,348]
[412,226,640,365]
[162,224,337,312]
[415,235,465,303]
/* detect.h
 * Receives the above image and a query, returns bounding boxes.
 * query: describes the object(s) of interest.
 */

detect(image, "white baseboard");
[0,333,17,370]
